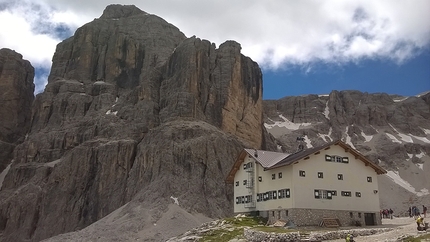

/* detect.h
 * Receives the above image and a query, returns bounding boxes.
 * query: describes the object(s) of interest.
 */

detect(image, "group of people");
[408,205,427,218]
[380,208,394,219]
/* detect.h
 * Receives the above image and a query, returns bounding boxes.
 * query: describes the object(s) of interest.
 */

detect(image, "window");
[278,172,282,178]
[318,172,323,178]
[285,210,289,216]
[338,174,343,180]
[268,191,274,200]
[299,170,306,177]
[272,211,275,216]
[278,189,291,198]
[367,176,372,182]
[341,191,351,197]
[243,180,247,185]
[241,196,245,203]
[235,181,239,186]
[356,192,361,197]
[258,176,262,182]
[326,155,349,163]
[243,163,247,169]
[273,191,277,199]
[257,193,262,202]
[331,190,337,196]
[349,212,353,218]
[358,212,362,218]
[314,189,332,199]
[272,174,276,180]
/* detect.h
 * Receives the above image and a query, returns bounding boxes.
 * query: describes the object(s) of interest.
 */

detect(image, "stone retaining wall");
[244,227,393,242]
[266,208,381,226]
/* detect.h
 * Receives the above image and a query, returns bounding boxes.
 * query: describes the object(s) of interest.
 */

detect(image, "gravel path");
[327,217,428,242]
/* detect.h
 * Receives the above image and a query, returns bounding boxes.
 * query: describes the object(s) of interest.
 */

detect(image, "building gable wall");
[291,144,380,212]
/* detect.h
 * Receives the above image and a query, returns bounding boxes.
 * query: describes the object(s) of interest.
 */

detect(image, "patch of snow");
[318,133,327,142]
[304,135,313,148]
[416,91,430,97]
[0,161,12,189]
[45,159,62,168]
[115,97,119,102]
[416,163,424,170]
[416,152,425,158]
[393,97,408,102]
[389,123,414,143]
[264,114,312,130]
[94,81,105,85]
[412,135,430,143]
[345,127,356,149]
[370,125,379,133]
[398,133,413,143]
[361,131,373,142]
[386,133,402,144]
[421,128,430,135]
[170,196,179,205]
[318,94,329,97]
[385,171,429,196]
[407,153,413,159]
[323,101,330,120]
[106,110,118,116]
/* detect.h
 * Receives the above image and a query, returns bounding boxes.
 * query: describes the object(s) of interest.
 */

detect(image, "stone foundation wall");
[265,208,382,227]
[244,227,393,242]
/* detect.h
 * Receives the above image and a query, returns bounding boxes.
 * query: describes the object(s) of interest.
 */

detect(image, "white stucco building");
[226,140,386,226]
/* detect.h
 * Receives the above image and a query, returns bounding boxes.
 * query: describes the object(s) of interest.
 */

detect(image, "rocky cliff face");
[264,90,430,213]
[0,5,268,242]
[0,48,34,172]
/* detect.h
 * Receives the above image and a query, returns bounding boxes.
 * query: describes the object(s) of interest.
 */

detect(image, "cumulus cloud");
[1,0,429,92]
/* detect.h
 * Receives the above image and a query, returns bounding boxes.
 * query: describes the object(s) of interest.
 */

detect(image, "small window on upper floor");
[341,191,351,197]
[258,176,262,182]
[299,170,306,177]
[338,174,343,180]
[278,172,282,178]
[356,192,361,197]
[272,174,276,180]
[235,181,239,186]
[367,176,372,182]
[243,180,247,185]
[318,172,323,178]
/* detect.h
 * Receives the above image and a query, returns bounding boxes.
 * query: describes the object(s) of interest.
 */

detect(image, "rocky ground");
[327,216,429,242]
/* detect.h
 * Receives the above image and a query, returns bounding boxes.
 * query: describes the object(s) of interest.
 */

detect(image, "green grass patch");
[223,216,267,227]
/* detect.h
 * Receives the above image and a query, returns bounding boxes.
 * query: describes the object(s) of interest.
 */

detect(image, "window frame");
[299,170,306,177]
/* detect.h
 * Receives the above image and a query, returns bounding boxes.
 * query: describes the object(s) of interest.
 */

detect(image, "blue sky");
[1,0,429,99]
[263,50,430,99]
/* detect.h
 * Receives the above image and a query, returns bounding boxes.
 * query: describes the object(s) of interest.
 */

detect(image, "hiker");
[345,234,354,242]
[416,215,425,231]
[423,205,427,218]
[389,208,393,219]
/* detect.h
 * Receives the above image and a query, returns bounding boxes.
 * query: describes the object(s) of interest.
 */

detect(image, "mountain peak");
[100,4,146,19]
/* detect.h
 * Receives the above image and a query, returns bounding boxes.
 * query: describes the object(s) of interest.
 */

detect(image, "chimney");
[254,149,258,157]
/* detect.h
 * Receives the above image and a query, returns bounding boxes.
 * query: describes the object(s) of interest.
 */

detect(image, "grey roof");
[269,140,337,169]
[244,148,291,168]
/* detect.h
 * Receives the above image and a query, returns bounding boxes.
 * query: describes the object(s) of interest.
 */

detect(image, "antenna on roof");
[296,135,305,152]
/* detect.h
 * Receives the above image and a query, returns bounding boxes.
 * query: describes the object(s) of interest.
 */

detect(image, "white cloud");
[1,0,429,93]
